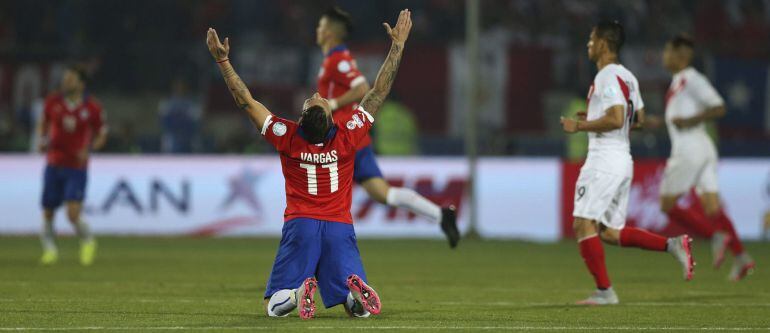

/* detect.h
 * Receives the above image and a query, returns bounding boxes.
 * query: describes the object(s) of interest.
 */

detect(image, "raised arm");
[359,9,413,117]
[206,28,272,130]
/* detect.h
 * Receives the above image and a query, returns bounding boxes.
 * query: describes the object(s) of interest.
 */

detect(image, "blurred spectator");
[374,100,418,155]
[159,79,202,153]
[563,94,588,162]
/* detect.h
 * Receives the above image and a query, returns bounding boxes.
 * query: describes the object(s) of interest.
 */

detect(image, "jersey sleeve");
[597,73,627,112]
[339,106,374,148]
[330,55,366,88]
[690,74,724,108]
[261,115,297,153]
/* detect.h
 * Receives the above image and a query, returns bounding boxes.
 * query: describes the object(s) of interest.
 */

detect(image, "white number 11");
[299,162,338,195]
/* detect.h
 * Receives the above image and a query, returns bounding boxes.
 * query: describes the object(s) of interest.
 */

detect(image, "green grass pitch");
[0,236,768,332]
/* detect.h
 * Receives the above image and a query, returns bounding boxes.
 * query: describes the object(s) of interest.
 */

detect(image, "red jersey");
[43,93,105,169]
[262,106,374,223]
[317,45,371,149]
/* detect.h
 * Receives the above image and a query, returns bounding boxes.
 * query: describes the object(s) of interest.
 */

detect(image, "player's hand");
[561,116,579,133]
[92,136,107,151]
[77,148,89,164]
[206,28,230,62]
[37,139,47,153]
[383,9,412,46]
[576,111,587,120]
[672,116,698,129]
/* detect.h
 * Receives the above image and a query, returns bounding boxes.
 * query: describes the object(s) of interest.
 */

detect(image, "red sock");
[578,236,611,289]
[714,209,744,255]
[619,227,668,251]
[668,205,715,238]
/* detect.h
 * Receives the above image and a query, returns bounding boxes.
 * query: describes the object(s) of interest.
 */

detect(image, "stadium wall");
[0,155,767,241]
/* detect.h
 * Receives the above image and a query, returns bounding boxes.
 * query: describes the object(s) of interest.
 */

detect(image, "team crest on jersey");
[273,122,287,136]
[337,60,351,73]
[353,114,363,127]
[603,86,619,98]
[79,109,90,120]
[346,120,356,130]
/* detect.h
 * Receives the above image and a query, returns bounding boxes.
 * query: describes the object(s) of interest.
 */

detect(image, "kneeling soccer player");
[206,9,413,318]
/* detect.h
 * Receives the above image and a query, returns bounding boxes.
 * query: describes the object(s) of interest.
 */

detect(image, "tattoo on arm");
[220,64,254,111]
[360,43,403,116]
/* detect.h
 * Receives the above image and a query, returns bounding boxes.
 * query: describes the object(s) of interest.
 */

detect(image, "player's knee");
[700,193,720,217]
[66,208,80,224]
[365,181,390,204]
[43,209,55,221]
[659,197,676,213]
[598,228,619,245]
[572,218,596,238]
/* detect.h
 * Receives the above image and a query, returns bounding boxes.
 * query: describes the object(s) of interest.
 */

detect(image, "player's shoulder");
[326,46,356,67]
[265,115,298,136]
[683,67,710,85]
[598,64,637,84]
[44,93,63,105]
[84,94,103,111]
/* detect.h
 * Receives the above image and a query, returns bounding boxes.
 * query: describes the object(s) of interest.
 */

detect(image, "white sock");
[385,187,442,223]
[40,219,57,252]
[74,219,93,243]
[267,289,297,317]
[345,292,370,318]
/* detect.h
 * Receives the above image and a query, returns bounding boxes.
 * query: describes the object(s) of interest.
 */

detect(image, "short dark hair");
[669,33,694,50]
[323,6,353,40]
[300,105,332,144]
[66,64,90,85]
[594,20,625,54]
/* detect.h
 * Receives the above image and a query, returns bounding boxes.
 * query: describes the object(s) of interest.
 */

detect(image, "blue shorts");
[353,145,383,183]
[41,165,87,209]
[264,218,367,308]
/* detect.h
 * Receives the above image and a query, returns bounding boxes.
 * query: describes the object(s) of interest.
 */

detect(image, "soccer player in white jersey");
[560,21,694,305]
[654,34,754,281]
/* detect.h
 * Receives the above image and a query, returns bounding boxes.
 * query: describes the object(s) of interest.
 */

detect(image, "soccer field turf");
[0,236,768,332]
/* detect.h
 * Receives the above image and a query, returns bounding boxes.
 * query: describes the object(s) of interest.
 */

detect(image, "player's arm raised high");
[206,28,272,130]
[359,9,412,118]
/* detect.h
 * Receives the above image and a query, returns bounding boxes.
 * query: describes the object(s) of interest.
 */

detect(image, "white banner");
[0,155,472,238]
[717,160,770,239]
[2,156,765,240]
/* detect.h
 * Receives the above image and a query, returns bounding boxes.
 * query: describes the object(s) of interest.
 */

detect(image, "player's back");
[584,64,644,174]
[664,67,721,157]
[261,108,374,223]
[317,46,371,149]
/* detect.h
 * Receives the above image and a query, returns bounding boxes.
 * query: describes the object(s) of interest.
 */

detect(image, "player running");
[206,9,412,319]
[650,34,754,281]
[36,65,107,266]
[560,21,694,305]
[314,7,459,248]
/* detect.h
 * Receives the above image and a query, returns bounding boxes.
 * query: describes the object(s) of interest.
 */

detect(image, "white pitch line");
[3,298,770,308]
[433,301,770,307]
[1,326,769,331]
